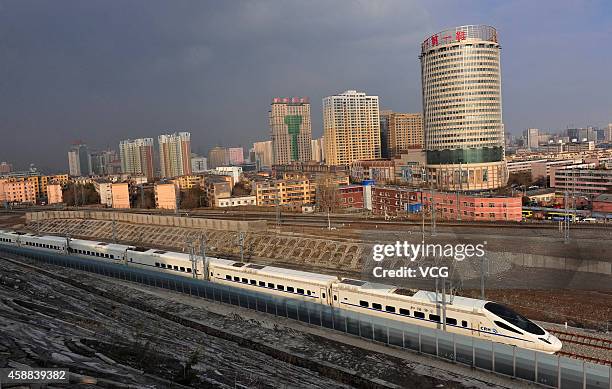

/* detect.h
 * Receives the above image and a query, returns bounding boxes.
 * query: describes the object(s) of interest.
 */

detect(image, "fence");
[1,244,610,389]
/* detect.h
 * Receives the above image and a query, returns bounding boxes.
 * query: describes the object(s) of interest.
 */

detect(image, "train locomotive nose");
[548,335,563,353]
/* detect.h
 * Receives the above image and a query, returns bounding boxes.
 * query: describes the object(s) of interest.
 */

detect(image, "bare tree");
[315,173,340,229]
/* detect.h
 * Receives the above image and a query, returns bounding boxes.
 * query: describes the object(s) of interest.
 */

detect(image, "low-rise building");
[94,180,113,207]
[173,175,203,190]
[46,183,63,204]
[203,176,232,207]
[337,185,364,209]
[550,167,612,195]
[0,178,37,204]
[215,195,257,207]
[254,179,315,206]
[350,159,395,184]
[592,194,612,217]
[111,183,130,209]
[155,183,178,210]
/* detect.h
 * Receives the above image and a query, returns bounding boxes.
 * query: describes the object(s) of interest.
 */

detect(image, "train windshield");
[484,302,545,335]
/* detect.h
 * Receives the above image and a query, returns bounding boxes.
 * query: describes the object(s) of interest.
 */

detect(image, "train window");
[155,262,160,267]
[180,267,186,272]
[277,285,284,290]
[322,293,326,298]
[267,283,275,289]
[110,255,115,259]
[399,308,409,316]
[233,276,240,281]
[414,312,425,319]
[225,275,232,280]
[462,320,468,327]
[494,320,523,335]
[259,281,265,286]
[161,264,166,268]
[446,318,457,325]
[287,286,294,293]
[429,314,441,322]
[386,306,396,313]
[173,265,178,270]
[372,303,382,310]
[211,272,214,277]
[242,278,248,283]
[186,268,192,273]
[250,279,256,285]
[307,290,311,296]
[297,288,304,294]
[333,295,337,301]
[359,300,369,308]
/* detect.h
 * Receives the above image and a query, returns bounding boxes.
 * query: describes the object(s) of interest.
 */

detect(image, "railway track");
[547,329,612,351]
[556,351,612,366]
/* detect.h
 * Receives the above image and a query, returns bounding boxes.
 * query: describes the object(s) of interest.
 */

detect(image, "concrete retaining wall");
[26,211,266,233]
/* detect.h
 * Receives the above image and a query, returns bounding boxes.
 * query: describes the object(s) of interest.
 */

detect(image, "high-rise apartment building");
[270,97,313,165]
[379,111,424,157]
[158,132,192,178]
[0,162,12,174]
[90,149,118,176]
[605,124,612,142]
[67,142,91,177]
[323,90,381,166]
[311,138,325,163]
[421,25,507,190]
[524,128,540,150]
[119,138,155,180]
[208,146,229,169]
[228,147,245,165]
[252,141,273,169]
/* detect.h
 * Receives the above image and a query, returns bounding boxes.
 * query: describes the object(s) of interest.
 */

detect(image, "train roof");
[211,260,338,285]
[412,291,487,310]
[18,234,67,243]
[69,238,131,251]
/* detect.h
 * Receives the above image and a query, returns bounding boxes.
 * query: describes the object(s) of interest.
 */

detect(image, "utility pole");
[275,195,281,228]
[112,213,117,243]
[73,184,78,207]
[442,278,447,331]
[188,240,197,279]
[430,176,436,236]
[140,185,145,209]
[200,231,208,280]
[480,255,487,300]
[564,190,570,243]
[237,231,246,263]
[457,163,462,222]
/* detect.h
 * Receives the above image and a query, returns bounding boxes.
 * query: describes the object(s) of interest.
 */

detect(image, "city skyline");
[1,1,611,172]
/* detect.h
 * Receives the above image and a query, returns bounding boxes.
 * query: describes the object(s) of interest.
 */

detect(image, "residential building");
[252,141,273,169]
[208,146,229,169]
[68,142,91,177]
[173,175,203,191]
[350,160,395,184]
[158,132,192,178]
[592,194,612,216]
[111,183,130,209]
[254,179,316,206]
[380,111,423,156]
[524,128,540,150]
[549,167,612,195]
[421,25,507,190]
[0,178,37,204]
[270,97,312,165]
[203,176,232,207]
[210,166,242,187]
[90,149,118,176]
[216,195,257,207]
[191,155,208,173]
[228,147,245,165]
[338,185,364,209]
[94,181,113,207]
[46,183,63,204]
[155,183,178,210]
[119,138,155,180]
[0,162,12,174]
[323,90,381,165]
[311,138,325,163]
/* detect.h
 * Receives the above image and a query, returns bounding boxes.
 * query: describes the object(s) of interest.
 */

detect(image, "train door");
[321,288,330,306]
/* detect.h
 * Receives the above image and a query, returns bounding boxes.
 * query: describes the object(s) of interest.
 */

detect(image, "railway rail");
[547,329,612,351]
[557,351,612,367]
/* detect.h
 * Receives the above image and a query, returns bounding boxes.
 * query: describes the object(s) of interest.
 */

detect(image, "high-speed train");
[0,229,562,354]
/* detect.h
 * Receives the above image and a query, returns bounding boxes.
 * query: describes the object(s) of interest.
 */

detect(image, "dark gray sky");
[1,0,611,172]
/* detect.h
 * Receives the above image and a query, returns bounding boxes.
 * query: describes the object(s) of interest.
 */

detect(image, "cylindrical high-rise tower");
[421,25,507,191]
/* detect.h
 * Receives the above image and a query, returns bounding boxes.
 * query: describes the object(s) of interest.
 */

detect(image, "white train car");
[18,233,66,253]
[331,279,561,353]
[0,230,20,244]
[68,238,131,262]
[209,260,338,304]
[127,248,197,277]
